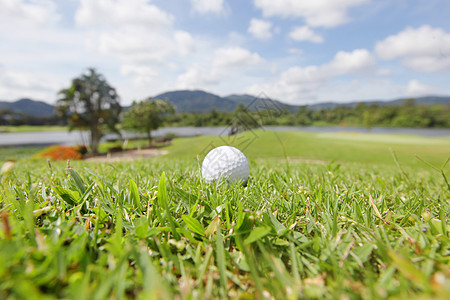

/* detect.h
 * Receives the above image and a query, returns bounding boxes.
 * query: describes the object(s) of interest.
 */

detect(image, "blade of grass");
[416,154,450,191]
[129,179,142,211]
[244,226,271,245]
[236,234,264,299]
[369,193,390,225]
[68,168,86,194]
[391,149,410,184]
[215,229,228,298]
[158,172,180,240]
[182,215,205,236]
[388,251,430,290]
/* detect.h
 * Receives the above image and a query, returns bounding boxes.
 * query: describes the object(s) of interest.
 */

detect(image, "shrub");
[37,145,82,161]
[108,145,123,153]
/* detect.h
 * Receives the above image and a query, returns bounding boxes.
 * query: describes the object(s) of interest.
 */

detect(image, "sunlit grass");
[0,125,67,133]
[0,146,47,161]
[166,130,450,170]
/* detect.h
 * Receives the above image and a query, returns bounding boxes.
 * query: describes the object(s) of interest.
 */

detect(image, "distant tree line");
[0,109,60,126]
[166,99,449,129]
[2,95,448,130]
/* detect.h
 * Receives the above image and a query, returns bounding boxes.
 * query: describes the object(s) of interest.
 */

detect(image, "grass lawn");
[166,130,450,170]
[0,146,48,161]
[0,139,156,162]
[0,130,449,299]
[0,125,67,133]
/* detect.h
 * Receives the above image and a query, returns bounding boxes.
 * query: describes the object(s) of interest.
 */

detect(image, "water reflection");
[0,126,449,146]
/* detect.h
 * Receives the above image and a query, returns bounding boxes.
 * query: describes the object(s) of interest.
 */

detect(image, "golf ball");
[202,146,249,185]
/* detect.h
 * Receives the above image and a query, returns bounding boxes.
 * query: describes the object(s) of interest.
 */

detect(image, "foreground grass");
[0,155,449,299]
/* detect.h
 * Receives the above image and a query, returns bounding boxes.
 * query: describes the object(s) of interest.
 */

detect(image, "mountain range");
[1,91,450,117]
[149,90,300,113]
[0,98,55,117]
[151,90,450,113]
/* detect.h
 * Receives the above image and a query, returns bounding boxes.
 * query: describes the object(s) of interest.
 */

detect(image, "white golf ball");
[202,146,249,185]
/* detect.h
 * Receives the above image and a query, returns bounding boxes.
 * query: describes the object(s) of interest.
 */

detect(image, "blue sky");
[0,0,449,105]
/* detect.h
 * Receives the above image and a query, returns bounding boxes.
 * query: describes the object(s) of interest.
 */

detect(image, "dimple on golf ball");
[202,146,249,185]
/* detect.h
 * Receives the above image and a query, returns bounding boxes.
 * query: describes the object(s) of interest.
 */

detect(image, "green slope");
[165,130,450,170]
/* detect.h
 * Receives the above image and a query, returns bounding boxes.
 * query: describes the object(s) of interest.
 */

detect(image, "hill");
[0,98,55,117]
[151,90,450,113]
[150,90,236,113]
[308,95,450,110]
[1,93,449,117]
[151,91,300,113]
[223,94,299,113]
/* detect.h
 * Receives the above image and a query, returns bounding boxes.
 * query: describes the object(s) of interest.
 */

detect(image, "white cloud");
[317,79,407,103]
[376,68,391,76]
[228,32,247,45]
[288,48,303,54]
[0,0,197,103]
[120,65,158,85]
[0,67,63,101]
[248,19,273,40]
[246,49,377,102]
[175,31,195,56]
[93,28,194,64]
[375,25,450,72]
[253,0,369,28]
[212,47,263,68]
[75,0,173,28]
[176,66,220,89]
[405,80,436,95]
[75,0,195,90]
[289,26,323,43]
[190,0,225,14]
[177,47,264,90]
[0,0,59,26]
[327,49,376,75]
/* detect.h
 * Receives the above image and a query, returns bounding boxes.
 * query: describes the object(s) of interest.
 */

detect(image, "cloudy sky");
[1,0,449,105]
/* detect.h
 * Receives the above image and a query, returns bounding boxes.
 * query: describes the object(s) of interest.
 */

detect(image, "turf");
[166,130,450,169]
[0,146,47,161]
[0,130,449,299]
[0,125,67,133]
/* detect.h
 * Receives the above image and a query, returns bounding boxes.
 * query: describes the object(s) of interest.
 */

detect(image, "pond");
[0,126,449,147]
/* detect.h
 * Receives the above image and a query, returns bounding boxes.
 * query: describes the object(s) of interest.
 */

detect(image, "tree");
[229,104,259,135]
[56,68,121,154]
[295,106,312,126]
[122,99,174,145]
[363,110,372,129]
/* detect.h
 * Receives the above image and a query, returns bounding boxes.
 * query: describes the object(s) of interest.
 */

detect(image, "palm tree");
[57,68,121,154]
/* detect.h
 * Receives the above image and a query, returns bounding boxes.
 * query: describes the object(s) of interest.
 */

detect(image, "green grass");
[166,130,450,170]
[0,139,158,161]
[0,146,47,161]
[0,125,67,133]
[0,130,449,299]
[98,138,161,153]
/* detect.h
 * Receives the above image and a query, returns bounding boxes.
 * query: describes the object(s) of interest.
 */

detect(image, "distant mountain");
[151,90,300,113]
[0,98,55,117]
[151,90,450,113]
[390,96,450,106]
[151,90,236,112]
[224,94,299,113]
[308,96,450,110]
[1,93,449,117]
